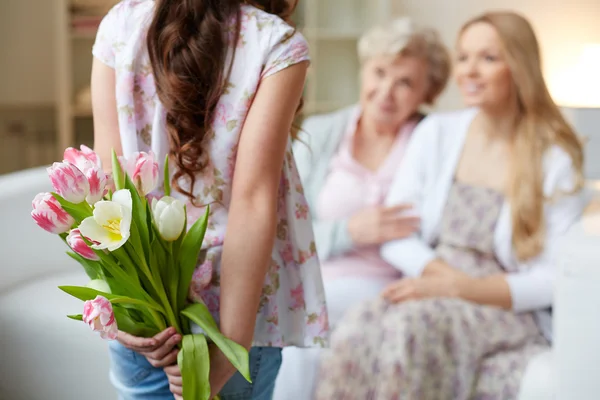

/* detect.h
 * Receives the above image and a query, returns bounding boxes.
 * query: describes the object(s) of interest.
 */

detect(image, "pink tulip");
[66,229,99,260]
[125,152,159,195]
[47,162,90,204]
[63,146,110,203]
[31,192,75,234]
[85,166,108,204]
[63,145,101,174]
[105,174,115,194]
[83,295,118,340]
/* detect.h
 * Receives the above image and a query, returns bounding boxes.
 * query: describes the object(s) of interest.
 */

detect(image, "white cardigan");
[381,108,590,341]
[293,106,358,261]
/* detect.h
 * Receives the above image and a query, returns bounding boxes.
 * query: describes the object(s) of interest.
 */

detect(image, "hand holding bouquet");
[31,145,249,399]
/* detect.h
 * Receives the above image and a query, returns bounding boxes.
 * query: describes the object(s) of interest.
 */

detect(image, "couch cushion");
[518,350,554,400]
[0,270,115,400]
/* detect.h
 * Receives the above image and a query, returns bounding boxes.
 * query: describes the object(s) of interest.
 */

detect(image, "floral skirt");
[314,297,549,400]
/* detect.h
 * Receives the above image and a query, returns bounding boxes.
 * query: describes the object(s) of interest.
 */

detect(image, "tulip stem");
[166,242,180,317]
[120,243,179,333]
[148,307,167,331]
[83,202,93,214]
[131,246,182,334]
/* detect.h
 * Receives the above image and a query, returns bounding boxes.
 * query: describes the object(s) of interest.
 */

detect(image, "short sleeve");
[262,24,310,79]
[92,3,125,68]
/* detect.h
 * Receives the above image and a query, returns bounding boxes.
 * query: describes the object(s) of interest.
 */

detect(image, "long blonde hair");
[459,12,584,260]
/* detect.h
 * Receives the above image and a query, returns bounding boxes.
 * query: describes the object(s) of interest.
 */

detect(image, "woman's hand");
[348,204,419,246]
[382,264,472,303]
[117,327,182,368]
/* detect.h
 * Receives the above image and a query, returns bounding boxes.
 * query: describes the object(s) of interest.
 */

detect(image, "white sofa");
[0,167,115,400]
[1,167,599,400]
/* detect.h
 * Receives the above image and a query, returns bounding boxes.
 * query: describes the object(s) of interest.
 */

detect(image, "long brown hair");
[147,0,299,202]
[459,12,584,260]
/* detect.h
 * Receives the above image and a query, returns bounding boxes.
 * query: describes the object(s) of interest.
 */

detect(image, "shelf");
[315,0,383,35]
[72,105,92,118]
[303,29,362,41]
[314,40,360,105]
[70,14,101,40]
[294,0,390,119]
[71,30,97,40]
[304,101,352,116]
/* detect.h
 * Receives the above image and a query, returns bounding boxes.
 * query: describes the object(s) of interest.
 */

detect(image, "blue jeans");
[108,341,282,400]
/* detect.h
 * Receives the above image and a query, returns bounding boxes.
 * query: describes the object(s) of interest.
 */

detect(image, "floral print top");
[93,0,328,347]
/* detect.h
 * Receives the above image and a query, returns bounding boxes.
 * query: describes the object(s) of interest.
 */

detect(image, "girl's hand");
[163,345,237,400]
[164,364,183,399]
[117,327,182,367]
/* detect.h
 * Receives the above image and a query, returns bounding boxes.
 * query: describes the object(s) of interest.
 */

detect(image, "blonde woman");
[273,18,451,400]
[315,11,590,400]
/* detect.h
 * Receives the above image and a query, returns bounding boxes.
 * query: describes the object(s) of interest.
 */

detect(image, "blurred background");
[0,0,599,174]
[1,2,599,400]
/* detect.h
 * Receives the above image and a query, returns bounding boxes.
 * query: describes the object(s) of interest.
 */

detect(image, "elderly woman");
[272,18,451,400]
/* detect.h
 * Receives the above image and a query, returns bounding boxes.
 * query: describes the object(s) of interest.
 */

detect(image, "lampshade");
[555,44,600,108]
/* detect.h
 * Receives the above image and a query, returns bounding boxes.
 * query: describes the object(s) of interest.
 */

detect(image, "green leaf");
[66,251,101,280]
[166,245,180,322]
[111,149,124,191]
[178,334,211,400]
[181,303,251,382]
[97,253,143,295]
[58,285,164,313]
[156,239,170,285]
[101,261,163,313]
[150,238,177,316]
[178,206,210,309]
[146,201,155,244]
[113,306,158,337]
[111,246,140,278]
[51,193,91,223]
[126,220,148,269]
[164,154,171,196]
[67,314,83,321]
[123,175,150,259]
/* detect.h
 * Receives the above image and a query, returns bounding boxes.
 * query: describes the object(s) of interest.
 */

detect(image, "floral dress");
[315,182,549,399]
[92,0,328,348]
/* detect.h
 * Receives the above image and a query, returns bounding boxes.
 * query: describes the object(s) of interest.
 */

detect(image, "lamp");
[558,44,600,182]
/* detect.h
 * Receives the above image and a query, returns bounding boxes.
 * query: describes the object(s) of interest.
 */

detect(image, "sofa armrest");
[0,167,79,294]
[554,203,600,400]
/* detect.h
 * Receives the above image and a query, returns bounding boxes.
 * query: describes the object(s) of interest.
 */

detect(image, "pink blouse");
[316,107,417,281]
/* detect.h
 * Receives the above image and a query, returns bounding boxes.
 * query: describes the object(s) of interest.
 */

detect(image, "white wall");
[393,0,600,111]
[0,0,56,106]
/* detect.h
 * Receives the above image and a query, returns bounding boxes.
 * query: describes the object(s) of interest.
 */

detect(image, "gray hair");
[357,17,451,104]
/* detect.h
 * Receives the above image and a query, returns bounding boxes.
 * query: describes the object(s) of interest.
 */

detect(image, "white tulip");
[78,189,132,251]
[152,196,186,241]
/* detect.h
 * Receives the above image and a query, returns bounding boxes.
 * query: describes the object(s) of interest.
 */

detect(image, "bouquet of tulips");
[31,145,249,399]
